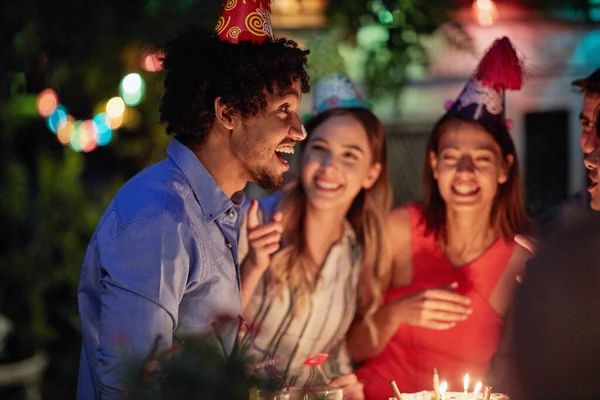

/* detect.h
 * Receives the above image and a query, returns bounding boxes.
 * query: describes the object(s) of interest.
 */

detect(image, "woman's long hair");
[268,107,392,341]
[421,114,533,240]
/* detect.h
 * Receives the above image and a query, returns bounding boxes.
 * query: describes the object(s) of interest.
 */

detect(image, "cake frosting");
[396,391,508,400]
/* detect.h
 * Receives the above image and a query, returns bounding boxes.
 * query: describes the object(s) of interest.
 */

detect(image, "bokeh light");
[106,113,124,130]
[140,46,164,72]
[57,115,75,145]
[122,91,144,107]
[121,73,142,93]
[357,24,390,50]
[106,97,126,118]
[36,89,58,117]
[39,61,154,152]
[80,120,99,153]
[472,0,499,27]
[119,73,146,106]
[69,122,83,152]
[93,113,113,146]
[378,10,394,24]
[142,52,163,72]
[46,105,68,133]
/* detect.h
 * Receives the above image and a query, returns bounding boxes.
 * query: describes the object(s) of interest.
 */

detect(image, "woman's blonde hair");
[268,107,392,342]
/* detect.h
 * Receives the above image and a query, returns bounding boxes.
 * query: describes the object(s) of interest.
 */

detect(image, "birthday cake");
[398,392,509,400]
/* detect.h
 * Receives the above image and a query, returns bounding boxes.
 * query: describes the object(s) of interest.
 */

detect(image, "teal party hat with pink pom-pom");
[307,35,366,115]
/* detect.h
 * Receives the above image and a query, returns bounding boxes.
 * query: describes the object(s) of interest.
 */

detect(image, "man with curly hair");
[77,2,310,398]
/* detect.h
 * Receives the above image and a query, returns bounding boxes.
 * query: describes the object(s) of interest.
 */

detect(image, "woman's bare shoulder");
[388,206,411,232]
[387,205,414,286]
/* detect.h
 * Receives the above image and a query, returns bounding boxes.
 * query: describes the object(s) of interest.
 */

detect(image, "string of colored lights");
[36,49,162,153]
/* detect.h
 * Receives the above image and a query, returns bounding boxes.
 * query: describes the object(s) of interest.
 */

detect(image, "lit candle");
[440,381,448,400]
[432,368,440,399]
[473,382,482,397]
[463,373,470,398]
[482,386,492,400]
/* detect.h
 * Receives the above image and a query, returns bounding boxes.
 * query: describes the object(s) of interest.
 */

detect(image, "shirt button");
[226,242,233,249]
[228,210,235,218]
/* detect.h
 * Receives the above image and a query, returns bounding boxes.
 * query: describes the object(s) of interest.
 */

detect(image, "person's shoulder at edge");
[527,210,600,270]
[388,202,422,235]
[539,190,591,233]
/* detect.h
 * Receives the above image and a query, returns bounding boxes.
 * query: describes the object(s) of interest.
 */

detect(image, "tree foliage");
[326,0,458,96]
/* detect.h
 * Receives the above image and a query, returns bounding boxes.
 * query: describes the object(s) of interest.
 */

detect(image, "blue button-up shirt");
[77,138,244,400]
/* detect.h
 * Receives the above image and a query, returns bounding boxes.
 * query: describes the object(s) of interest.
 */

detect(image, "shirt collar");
[167,138,245,223]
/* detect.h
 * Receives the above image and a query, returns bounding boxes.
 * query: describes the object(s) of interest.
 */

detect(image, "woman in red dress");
[348,37,535,399]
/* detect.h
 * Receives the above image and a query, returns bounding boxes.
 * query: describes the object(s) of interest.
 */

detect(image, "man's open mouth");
[275,145,294,165]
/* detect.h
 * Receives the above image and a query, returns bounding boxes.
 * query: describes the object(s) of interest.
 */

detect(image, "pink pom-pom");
[444,99,455,111]
[505,118,514,130]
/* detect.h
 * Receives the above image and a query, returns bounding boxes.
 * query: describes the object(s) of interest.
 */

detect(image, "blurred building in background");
[257,0,600,221]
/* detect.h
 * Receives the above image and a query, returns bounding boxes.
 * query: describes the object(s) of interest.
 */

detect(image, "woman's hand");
[514,234,539,283]
[244,199,283,273]
[514,234,539,255]
[330,373,364,400]
[391,283,472,330]
[240,200,284,311]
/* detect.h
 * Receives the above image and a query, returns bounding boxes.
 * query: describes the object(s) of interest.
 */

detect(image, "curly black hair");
[159,26,310,144]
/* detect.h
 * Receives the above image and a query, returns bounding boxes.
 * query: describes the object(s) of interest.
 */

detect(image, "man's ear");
[214,97,235,130]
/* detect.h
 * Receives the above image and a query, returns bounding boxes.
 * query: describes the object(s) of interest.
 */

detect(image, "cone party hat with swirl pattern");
[215,0,274,44]
[445,36,524,131]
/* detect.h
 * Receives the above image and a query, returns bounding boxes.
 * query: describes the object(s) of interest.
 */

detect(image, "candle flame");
[440,381,448,395]
[474,381,482,396]
[464,373,470,392]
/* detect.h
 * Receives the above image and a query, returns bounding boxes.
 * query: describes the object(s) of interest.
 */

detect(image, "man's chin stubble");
[254,169,284,191]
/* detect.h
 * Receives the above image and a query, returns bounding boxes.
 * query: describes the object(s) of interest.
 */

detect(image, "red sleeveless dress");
[356,205,516,399]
